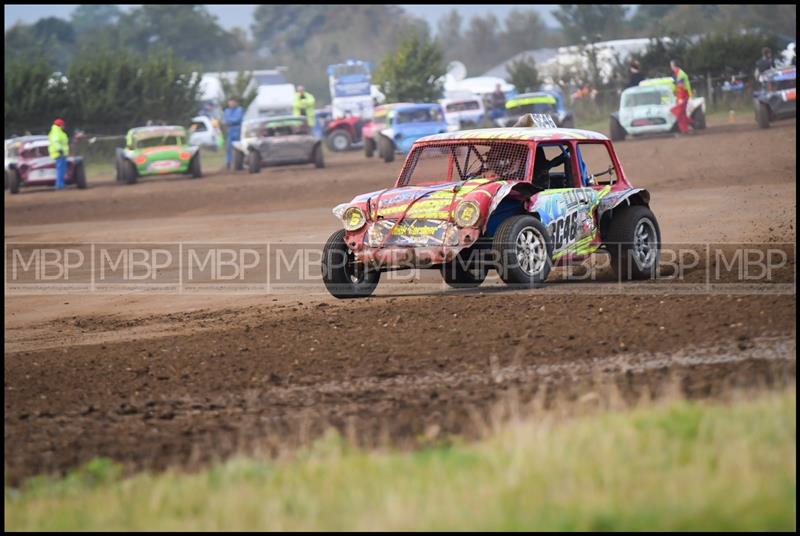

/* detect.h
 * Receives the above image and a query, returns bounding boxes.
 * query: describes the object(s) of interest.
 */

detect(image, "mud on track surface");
[4,118,797,484]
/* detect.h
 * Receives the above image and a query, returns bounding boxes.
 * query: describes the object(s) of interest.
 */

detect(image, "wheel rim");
[515,226,547,276]
[332,134,349,151]
[633,218,657,267]
[344,249,367,285]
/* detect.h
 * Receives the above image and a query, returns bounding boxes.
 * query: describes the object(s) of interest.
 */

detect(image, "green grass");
[5,390,795,531]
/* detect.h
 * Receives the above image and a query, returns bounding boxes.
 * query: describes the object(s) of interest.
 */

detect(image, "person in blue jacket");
[222,98,244,170]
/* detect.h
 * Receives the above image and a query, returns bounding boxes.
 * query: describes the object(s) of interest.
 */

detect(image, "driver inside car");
[532,145,570,190]
[478,145,527,180]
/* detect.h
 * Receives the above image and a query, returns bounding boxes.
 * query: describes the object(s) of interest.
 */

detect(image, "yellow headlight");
[342,207,366,231]
[454,200,480,228]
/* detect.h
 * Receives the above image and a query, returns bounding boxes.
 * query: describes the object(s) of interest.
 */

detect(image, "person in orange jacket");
[670,79,693,134]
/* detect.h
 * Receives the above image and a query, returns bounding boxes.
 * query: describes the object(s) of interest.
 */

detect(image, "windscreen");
[399,142,530,187]
[446,101,481,112]
[247,119,309,137]
[510,102,557,114]
[396,107,443,124]
[622,89,669,107]
[136,135,183,148]
[21,145,50,158]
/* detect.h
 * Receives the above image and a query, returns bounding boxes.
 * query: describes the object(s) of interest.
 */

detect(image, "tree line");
[4,4,795,136]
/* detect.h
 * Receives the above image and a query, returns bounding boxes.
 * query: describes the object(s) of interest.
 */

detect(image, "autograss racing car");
[373,103,449,164]
[753,66,796,128]
[116,126,201,184]
[610,77,706,141]
[322,114,661,298]
[6,135,87,194]
[233,115,324,173]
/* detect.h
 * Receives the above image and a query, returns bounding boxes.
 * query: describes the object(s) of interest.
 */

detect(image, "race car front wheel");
[606,205,660,281]
[247,151,261,174]
[322,229,380,299]
[189,154,203,178]
[122,159,138,185]
[440,250,487,289]
[9,170,21,194]
[234,149,245,171]
[74,161,88,189]
[313,145,325,168]
[379,136,395,163]
[756,102,771,129]
[492,215,553,287]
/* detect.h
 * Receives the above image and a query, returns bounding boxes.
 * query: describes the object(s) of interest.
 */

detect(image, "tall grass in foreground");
[5,390,796,531]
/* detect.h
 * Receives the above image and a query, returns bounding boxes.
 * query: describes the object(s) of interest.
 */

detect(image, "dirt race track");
[4,118,797,484]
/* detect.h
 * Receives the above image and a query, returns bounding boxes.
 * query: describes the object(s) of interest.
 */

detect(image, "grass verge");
[4,389,795,531]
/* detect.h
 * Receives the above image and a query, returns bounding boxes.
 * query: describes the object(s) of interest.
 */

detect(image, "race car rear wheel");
[606,205,660,281]
[189,154,202,178]
[491,215,553,287]
[247,151,261,174]
[364,137,375,158]
[379,136,395,163]
[691,108,706,130]
[756,101,771,129]
[313,144,325,168]
[440,250,487,289]
[74,161,88,189]
[609,116,626,141]
[326,129,352,152]
[322,229,380,299]
[9,170,21,194]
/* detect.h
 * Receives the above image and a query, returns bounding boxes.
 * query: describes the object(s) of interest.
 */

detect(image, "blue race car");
[377,103,449,163]
[753,66,796,129]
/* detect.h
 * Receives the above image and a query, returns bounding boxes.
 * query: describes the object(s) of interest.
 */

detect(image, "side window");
[535,143,574,189]
[575,142,617,187]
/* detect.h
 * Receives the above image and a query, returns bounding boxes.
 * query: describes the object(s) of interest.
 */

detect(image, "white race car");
[610,78,706,141]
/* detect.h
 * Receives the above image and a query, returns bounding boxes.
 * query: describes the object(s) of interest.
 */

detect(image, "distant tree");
[462,14,501,74]
[70,5,122,34]
[117,5,241,67]
[634,37,693,78]
[4,57,69,136]
[506,56,540,93]
[437,9,463,60]
[503,9,547,55]
[374,30,446,102]
[220,71,258,110]
[553,5,629,44]
[5,17,77,72]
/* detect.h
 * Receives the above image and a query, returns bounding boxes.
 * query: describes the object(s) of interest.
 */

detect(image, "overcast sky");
[4,4,565,33]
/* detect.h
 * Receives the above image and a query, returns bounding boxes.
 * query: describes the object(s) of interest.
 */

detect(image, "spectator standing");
[293,85,316,127]
[48,118,69,190]
[626,60,645,88]
[222,98,244,170]
[670,59,692,97]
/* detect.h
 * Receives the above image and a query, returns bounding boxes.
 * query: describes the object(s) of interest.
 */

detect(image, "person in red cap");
[48,118,70,189]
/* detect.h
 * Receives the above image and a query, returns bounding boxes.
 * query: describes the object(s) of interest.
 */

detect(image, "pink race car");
[6,136,87,194]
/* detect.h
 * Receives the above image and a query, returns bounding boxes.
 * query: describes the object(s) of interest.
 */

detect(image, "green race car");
[115,126,202,184]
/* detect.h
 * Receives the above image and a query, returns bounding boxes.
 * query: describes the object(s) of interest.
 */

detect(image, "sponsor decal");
[148,160,180,172]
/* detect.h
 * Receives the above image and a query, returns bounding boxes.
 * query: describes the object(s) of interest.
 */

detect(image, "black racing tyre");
[9,169,21,194]
[189,153,202,178]
[313,144,325,168]
[691,107,706,130]
[234,148,245,171]
[609,116,626,141]
[379,135,395,163]
[115,154,124,182]
[321,229,380,299]
[74,161,88,189]
[756,101,770,129]
[491,215,553,287]
[247,150,261,174]
[326,129,352,152]
[440,250,487,289]
[606,204,661,281]
[364,137,375,158]
[123,159,138,185]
